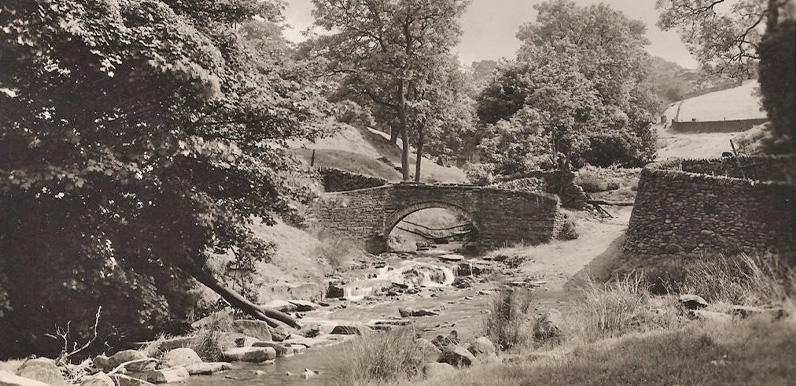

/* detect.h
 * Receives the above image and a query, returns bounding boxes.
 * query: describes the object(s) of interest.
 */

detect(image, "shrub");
[484,288,534,351]
[557,220,579,241]
[340,328,424,385]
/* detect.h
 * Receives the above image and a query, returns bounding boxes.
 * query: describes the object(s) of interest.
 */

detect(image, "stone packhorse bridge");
[315,183,561,253]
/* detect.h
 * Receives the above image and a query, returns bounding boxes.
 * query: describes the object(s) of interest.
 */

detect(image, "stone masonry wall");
[318,167,388,192]
[625,156,796,255]
[314,183,560,253]
[670,118,767,133]
[495,169,586,209]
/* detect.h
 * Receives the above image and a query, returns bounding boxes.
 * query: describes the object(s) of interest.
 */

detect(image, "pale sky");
[282,0,700,69]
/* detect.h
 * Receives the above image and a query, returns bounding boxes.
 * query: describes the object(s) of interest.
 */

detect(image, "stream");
[182,244,482,386]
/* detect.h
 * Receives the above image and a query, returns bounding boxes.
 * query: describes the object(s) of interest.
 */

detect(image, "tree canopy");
[0,0,325,356]
[477,0,661,171]
[307,0,470,180]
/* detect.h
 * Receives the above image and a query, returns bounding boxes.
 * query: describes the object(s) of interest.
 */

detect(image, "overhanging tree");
[657,0,795,153]
[0,0,324,356]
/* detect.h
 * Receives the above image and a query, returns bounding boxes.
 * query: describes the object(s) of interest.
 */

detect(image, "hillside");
[291,124,469,183]
[664,80,765,122]
[657,80,768,160]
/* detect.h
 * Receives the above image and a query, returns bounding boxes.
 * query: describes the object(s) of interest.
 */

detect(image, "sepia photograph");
[0,0,794,385]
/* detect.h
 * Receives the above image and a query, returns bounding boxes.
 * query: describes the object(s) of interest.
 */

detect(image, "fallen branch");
[107,358,159,376]
[46,306,102,366]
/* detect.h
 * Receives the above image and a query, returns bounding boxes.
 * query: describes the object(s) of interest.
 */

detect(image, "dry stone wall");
[314,183,560,253]
[625,156,796,255]
[670,118,767,133]
[318,167,388,192]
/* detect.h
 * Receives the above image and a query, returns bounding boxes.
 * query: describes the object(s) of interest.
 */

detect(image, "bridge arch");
[314,183,561,253]
[383,200,481,237]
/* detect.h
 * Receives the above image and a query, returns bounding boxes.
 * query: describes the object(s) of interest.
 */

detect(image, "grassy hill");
[291,124,468,183]
[664,80,765,122]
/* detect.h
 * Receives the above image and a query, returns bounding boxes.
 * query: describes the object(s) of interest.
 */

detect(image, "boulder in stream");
[222,347,276,363]
[161,348,202,368]
[231,320,272,342]
[16,358,66,386]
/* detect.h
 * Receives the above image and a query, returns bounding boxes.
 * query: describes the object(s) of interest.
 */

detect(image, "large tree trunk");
[398,80,411,181]
[414,127,424,182]
[188,266,302,329]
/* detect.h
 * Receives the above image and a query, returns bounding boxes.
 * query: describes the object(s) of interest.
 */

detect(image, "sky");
[282,0,700,69]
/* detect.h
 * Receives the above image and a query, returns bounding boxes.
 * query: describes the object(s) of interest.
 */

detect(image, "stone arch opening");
[384,201,480,252]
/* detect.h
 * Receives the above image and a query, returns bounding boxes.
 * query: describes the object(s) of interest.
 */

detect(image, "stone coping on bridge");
[320,181,561,203]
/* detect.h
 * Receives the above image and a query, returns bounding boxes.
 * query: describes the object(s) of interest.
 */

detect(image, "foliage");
[476,1,661,172]
[0,0,326,357]
[656,0,769,77]
[484,288,534,351]
[341,328,425,385]
[307,0,471,180]
[657,0,795,153]
[758,16,795,153]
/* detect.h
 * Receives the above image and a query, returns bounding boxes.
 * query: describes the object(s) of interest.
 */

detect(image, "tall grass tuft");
[190,312,233,362]
[573,273,679,342]
[340,328,424,386]
[484,288,534,351]
[681,252,796,306]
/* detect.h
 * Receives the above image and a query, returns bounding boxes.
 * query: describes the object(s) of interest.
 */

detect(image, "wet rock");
[94,350,149,373]
[288,300,320,312]
[467,337,496,358]
[437,346,475,368]
[79,372,114,386]
[231,320,272,342]
[326,282,346,298]
[331,325,367,335]
[268,325,291,342]
[422,362,456,378]
[431,331,459,350]
[730,305,789,320]
[261,300,297,313]
[416,338,442,362]
[451,277,474,289]
[533,309,563,342]
[0,370,53,386]
[222,347,276,363]
[297,324,322,338]
[16,358,66,386]
[184,363,232,376]
[252,342,290,358]
[439,254,464,262]
[161,348,202,368]
[679,295,709,310]
[145,367,189,384]
[398,308,438,317]
[371,320,413,331]
[110,374,155,386]
[156,336,197,352]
